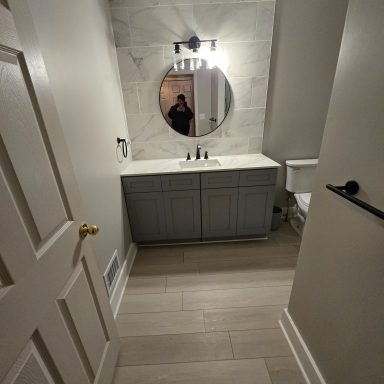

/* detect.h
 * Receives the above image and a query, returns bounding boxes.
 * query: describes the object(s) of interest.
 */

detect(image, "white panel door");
[0,3,118,384]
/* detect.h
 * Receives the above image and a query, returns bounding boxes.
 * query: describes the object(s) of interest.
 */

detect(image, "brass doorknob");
[79,223,99,238]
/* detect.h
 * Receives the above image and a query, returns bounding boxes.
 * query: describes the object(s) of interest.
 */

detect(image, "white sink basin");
[179,159,221,169]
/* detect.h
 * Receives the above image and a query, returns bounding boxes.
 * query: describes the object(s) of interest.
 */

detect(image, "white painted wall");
[287,1,384,382]
[23,0,132,273]
[263,0,348,206]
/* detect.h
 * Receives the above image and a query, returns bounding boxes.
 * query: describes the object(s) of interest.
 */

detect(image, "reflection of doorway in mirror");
[209,68,226,133]
[160,75,195,136]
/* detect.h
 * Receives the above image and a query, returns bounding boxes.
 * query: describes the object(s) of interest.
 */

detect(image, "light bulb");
[173,44,185,71]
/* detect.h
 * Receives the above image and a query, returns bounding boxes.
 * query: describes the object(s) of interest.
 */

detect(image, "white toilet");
[285,159,318,236]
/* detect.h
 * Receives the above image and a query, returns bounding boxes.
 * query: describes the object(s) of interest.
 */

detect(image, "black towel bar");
[326,181,384,221]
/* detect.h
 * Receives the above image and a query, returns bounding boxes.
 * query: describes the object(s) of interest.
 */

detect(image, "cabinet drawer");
[161,173,200,191]
[122,175,162,193]
[201,171,239,189]
[239,169,277,186]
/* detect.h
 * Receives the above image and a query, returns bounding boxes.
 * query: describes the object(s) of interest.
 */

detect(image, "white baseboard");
[280,308,327,384]
[109,242,137,318]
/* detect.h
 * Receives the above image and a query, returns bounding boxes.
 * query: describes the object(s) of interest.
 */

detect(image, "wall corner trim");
[280,308,327,384]
[109,243,138,318]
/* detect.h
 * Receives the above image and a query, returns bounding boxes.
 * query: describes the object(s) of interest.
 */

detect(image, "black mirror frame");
[159,59,232,138]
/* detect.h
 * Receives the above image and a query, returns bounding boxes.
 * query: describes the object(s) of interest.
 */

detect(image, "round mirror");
[159,59,231,137]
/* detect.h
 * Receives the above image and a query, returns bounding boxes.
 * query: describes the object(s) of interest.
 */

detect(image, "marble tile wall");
[109,0,275,160]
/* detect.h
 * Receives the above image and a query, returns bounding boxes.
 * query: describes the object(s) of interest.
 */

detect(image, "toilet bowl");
[286,159,318,236]
[295,192,311,218]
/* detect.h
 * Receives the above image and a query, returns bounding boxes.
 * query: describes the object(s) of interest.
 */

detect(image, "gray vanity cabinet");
[201,188,238,239]
[162,173,201,240]
[123,173,201,243]
[236,169,277,236]
[237,186,275,236]
[201,171,239,239]
[123,167,277,243]
[164,190,201,240]
[126,191,167,242]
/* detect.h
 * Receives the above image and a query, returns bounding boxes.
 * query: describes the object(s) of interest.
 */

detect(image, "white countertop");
[121,154,281,176]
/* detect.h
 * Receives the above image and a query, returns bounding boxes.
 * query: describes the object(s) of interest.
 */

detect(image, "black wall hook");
[334,180,359,195]
[117,137,128,158]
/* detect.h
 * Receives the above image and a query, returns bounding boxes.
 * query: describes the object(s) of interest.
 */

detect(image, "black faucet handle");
[204,151,208,160]
[196,144,201,160]
[186,152,191,160]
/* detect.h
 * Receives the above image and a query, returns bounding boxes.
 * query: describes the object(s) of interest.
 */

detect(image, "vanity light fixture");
[173,36,217,71]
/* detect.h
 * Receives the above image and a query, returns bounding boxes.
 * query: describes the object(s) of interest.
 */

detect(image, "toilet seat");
[294,192,311,217]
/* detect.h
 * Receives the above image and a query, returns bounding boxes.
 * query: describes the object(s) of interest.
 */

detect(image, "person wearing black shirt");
[168,94,194,136]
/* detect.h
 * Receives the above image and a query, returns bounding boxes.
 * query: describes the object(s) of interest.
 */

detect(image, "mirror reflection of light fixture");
[173,36,217,71]
[173,43,184,71]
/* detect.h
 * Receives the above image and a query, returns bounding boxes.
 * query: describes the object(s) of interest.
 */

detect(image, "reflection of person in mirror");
[168,94,194,136]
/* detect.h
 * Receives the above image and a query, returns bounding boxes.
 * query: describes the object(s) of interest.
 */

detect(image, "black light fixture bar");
[173,39,217,44]
[173,37,217,52]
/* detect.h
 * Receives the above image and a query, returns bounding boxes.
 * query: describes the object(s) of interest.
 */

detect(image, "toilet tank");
[286,159,318,193]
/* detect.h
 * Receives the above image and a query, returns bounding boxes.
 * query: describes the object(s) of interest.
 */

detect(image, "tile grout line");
[124,282,294,295]
[263,357,274,384]
[228,331,235,360]
[115,355,294,369]
[202,309,207,332]
[116,303,290,316]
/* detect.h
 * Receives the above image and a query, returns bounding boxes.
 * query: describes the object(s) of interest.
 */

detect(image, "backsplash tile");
[132,139,197,160]
[128,5,194,46]
[110,0,159,8]
[110,0,275,160]
[126,114,169,142]
[255,1,275,40]
[230,78,253,109]
[122,84,140,114]
[110,8,131,47]
[223,41,272,77]
[251,76,268,107]
[222,108,266,138]
[137,82,162,114]
[194,3,258,42]
[117,47,165,84]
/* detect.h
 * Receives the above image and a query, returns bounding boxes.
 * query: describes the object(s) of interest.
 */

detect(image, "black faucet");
[196,144,201,160]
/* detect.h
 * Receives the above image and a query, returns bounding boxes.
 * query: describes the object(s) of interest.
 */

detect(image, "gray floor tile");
[265,356,306,384]
[230,328,292,359]
[116,310,205,337]
[117,332,233,366]
[134,245,184,266]
[113,359,272,384]
[182,238,278,255]
[204,305,285,332]
[167,270,294,292]
[198,254,297,274]
[130,262,199,278]
[119,292,182,314]
[183,285,292,310]
[184,244,298,263]
[269,223,301,246]
[125,277,166,294]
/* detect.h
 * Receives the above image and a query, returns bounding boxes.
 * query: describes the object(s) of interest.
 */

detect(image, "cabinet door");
[201,188,238,239]
[237,186,275,236]
[164,190,201,240]
[126,192,167,242]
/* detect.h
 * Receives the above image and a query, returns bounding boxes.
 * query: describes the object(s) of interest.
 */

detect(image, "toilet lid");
[295,193,311,208]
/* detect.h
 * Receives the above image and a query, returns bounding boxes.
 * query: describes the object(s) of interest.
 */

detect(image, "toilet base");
[288,205,306,237]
